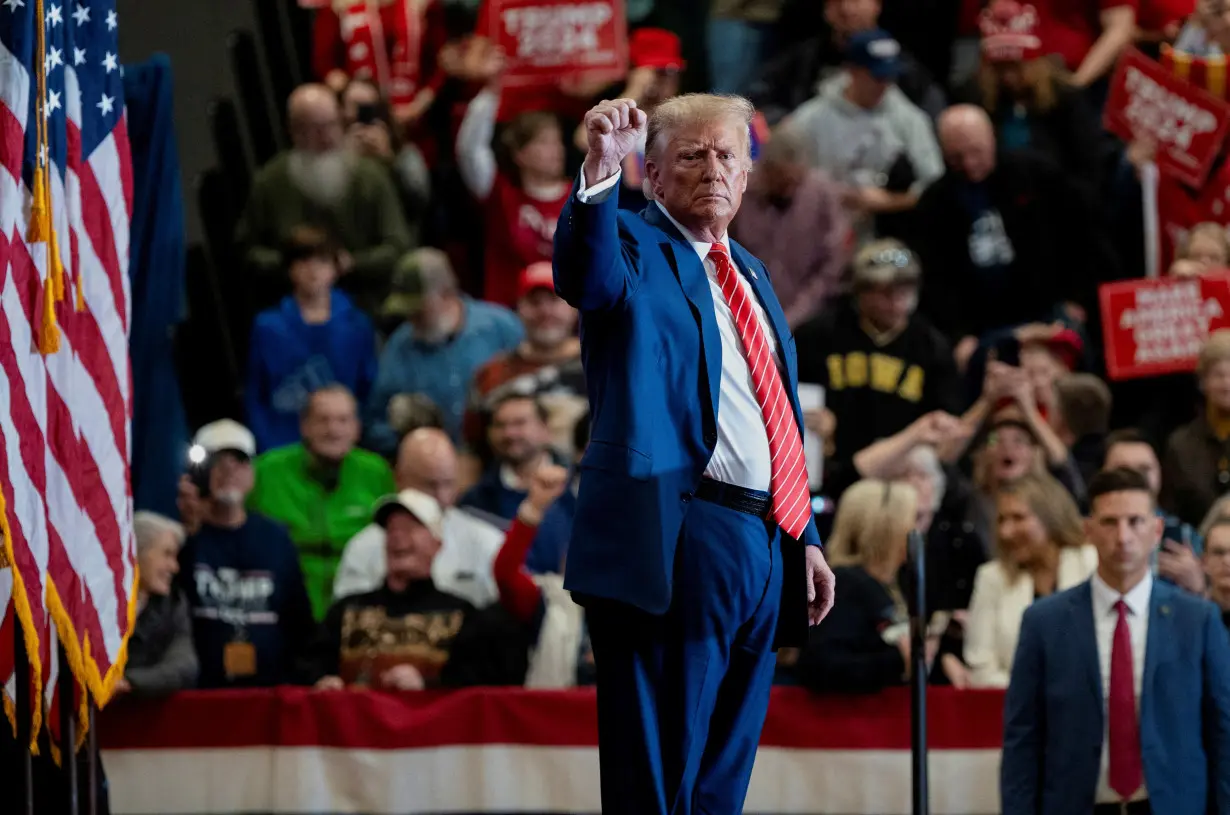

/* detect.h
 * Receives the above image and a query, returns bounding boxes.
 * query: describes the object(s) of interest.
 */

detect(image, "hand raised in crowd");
[1158,540,1207,594]
[582,98,647,185]
[908,411,963,447]
[176,475,204,537]
[954,335,979,373]
[380,663,426,692]
[519,463,570,526]
[348,120,394,160]
[802,407,836,441]
[314,675,345,692]
[527,463,569,514]
[441,36,505,84]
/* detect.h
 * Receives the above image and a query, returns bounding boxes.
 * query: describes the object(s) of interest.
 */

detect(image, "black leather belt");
[1094,801,1151,815]
[695,477,772,518]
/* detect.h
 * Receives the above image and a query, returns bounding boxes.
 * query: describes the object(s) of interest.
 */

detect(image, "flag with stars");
[0,0,134,743]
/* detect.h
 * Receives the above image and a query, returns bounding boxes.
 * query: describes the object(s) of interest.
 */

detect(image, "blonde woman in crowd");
[1169,222,1230,279]
[796,480,923,693]
[118,511,198,696]
[963,473,1096,688]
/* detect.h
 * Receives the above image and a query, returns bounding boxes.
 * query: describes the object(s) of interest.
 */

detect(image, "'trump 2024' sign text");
[482,0,627,88]
[1104,47,1230,187]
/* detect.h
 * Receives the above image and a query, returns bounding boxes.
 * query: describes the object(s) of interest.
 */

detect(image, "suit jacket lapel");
[1069,581,1104,705]
[641,205,723,418]
[728,239,798,386]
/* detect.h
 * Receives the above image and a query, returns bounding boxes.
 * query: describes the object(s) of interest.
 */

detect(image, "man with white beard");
[235,83,413,315]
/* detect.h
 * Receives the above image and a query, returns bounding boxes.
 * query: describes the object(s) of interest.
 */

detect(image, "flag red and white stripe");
[0,0,135,743]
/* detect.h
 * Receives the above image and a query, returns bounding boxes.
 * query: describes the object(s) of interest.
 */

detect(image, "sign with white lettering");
[1100,273,1230,380]
[1104,48,1230,188]
[480,0,627,89]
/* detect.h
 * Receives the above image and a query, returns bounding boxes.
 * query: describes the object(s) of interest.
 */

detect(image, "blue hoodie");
[245,291,378,452]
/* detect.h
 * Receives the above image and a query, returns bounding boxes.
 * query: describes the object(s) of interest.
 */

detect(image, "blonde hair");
[133,511,185,554]
[644,93,755,162]
[1179,222,1230,263]
[977,57,1066,115]
[825,479,918,568]
[994,473,1085,573]
[1198,329,1230,379]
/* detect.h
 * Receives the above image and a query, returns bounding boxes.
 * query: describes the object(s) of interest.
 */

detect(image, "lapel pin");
[1160,605,1171,616]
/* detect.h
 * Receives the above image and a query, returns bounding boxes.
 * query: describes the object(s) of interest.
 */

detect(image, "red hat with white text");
[518,261,556,300]
[979,0,1042,63]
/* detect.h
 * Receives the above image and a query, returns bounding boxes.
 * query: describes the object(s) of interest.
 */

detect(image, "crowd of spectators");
[116,0,1230,703]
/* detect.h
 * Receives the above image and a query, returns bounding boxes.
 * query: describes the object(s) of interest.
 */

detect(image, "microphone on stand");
[908,528,929,815]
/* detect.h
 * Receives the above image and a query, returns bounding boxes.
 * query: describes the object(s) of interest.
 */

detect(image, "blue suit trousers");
[586,497,783,815]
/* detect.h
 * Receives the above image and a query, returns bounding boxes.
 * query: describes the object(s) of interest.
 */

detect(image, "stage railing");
[98,685,1006,815]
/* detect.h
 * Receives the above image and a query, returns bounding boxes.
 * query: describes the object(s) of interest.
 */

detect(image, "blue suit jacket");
[552,183,822,647]
[1001,579,1230,815]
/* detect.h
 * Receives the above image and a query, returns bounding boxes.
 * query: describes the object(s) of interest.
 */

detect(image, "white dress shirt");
[576,169,778,491]
[1090,571,1151,804]
[332,508,504,608]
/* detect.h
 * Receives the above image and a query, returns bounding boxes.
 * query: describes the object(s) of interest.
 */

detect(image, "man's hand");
[349,121,393,159]
[841,185,894,214]
[954,335,979,373]
[1158,540,1207,594]
[381,663,425,691]
[177,475,204,536]
[582,98,647,188]
[314,675,345,692]
[113,677,132,696]
[909,411,963,447]
[805,546,836,626]
[942,653,971,689]
[520,463,570,525]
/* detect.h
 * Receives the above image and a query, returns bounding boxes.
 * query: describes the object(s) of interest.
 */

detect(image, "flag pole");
[908,529,929,815]
[15,609,35,815]
[58,640,78,814]
[87,700,98,815]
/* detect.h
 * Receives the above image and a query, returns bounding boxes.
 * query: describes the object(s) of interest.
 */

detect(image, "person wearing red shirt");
[456,74,570,307]
[1032,0,1137,88]
[312,0,449,133]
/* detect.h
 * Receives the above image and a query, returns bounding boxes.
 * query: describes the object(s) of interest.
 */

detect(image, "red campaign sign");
[1104,47,1230,188]
[1100,273,1230,380]
[479,0,627,89]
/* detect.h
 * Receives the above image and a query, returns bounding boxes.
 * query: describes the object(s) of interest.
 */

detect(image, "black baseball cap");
[846,29,903,81]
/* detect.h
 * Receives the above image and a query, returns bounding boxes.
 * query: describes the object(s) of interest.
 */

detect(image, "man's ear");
[645,158,663,201]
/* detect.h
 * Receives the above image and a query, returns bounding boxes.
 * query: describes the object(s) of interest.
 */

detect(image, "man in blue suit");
[1002,467,1230,815]
[552,93,837,814]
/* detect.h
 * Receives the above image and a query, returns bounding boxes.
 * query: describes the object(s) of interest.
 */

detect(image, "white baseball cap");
[191,419,256,459]
[372,489,444,539]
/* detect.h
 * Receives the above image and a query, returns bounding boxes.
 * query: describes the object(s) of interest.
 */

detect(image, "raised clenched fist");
[583,98,648,188]
[527,463,570,515]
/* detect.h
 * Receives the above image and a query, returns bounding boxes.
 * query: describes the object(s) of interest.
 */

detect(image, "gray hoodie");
[786,72,944,196]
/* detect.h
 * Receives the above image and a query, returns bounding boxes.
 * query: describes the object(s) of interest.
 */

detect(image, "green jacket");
[248,443,396,619]
[234,151,414,314]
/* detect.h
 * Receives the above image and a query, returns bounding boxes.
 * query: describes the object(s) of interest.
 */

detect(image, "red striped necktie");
[707,242,811,539]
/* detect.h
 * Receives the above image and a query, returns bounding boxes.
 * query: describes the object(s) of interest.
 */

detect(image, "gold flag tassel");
[27,0,65,354]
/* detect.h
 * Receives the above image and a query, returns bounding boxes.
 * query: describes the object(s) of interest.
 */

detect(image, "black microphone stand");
[908,529,930,815]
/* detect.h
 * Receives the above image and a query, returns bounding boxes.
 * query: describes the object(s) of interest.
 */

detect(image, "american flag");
[0,0,134,742]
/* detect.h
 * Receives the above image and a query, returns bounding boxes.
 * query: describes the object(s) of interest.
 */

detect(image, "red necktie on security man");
[708,243,811,539]
[1109,599,1143,799]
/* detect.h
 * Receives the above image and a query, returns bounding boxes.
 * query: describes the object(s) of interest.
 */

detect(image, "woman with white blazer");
[963,472,1098,688]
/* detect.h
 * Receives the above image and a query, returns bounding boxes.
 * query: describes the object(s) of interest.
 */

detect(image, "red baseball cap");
[629,28,685,72]
[979,0,1042,64]
[518,262,556,300]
